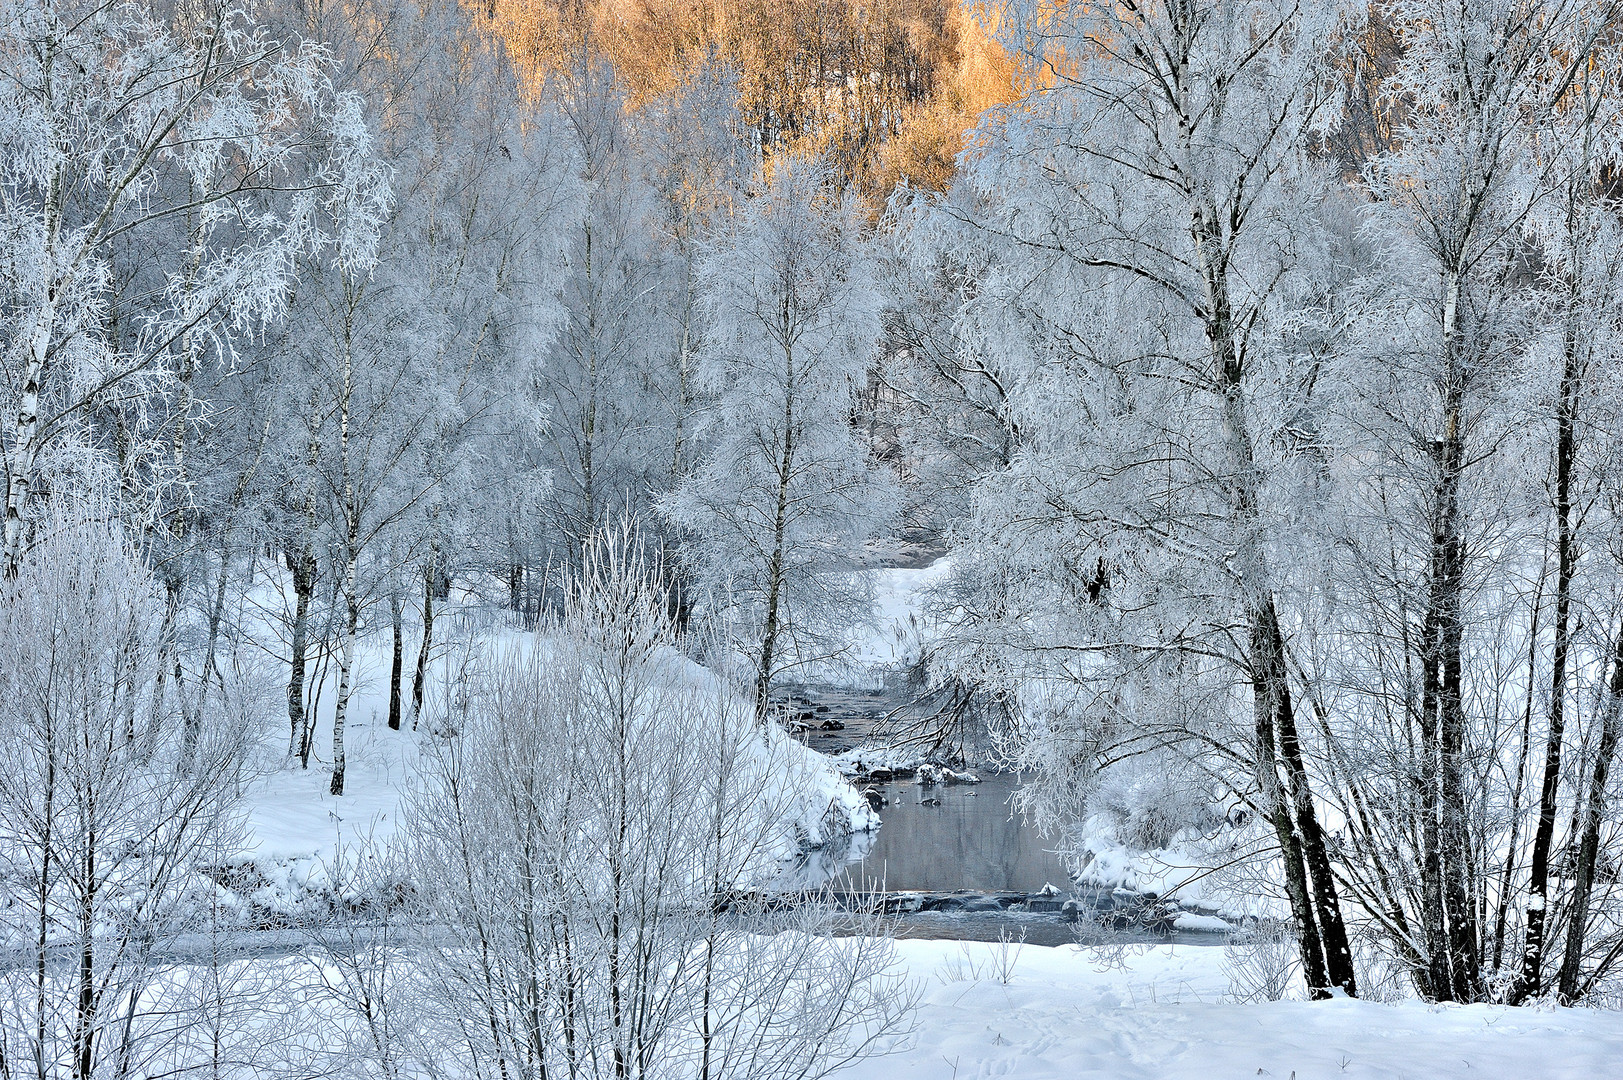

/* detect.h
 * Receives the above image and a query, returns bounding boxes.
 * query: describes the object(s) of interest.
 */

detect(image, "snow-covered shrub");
[1224,923,1302,1003]
[1087,762,1225,851]
[1064,755,1255,907]
[933,930,1026,987]
[1352,932,1418,1005]
[404,529,911,1079]
[0,505,256,1076]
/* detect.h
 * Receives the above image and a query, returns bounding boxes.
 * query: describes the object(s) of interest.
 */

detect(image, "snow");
[853,559,955,671]
[246,735,407,863]
[801,557,954,689]
[240,639,421,868]
[843,940,1623,1080]
[236,619,873,906]
[1068,812,1287,926]
[1170,912,1235,934]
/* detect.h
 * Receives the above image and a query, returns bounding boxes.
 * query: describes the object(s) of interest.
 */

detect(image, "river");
[839,772,1070,894]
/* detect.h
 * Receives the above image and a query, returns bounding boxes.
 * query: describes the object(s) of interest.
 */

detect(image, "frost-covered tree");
[0,0,378,577]
[640,61,749,493]
[527,51,671,585]
[1520,64,1621,1008]
[252,0,561,790]
[1330,0,1620,1003]
[874,188,1014,530]
[1533,114,1623,996]
[937,0,1359,997]
[0,504,252,1078]
[664,160,895,717]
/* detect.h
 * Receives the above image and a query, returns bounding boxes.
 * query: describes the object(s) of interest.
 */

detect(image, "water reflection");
[779,773,1071,894]
[774,826,878,891]
[842,773,1071,893]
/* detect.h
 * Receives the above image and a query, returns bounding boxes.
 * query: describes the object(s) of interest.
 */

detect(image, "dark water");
[840,773,1071,894]
[775,683,1222,944]
[771,683,1071,895]
[878,912,1087,947]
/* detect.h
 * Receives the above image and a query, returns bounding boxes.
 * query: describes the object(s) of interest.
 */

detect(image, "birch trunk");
[1516,236,1584,1001]
[1,146,60,577]
[3,288,57,578]
[331,543,359,796]
[753,343,796,724]
[287,545,316,764]
[1557,623,1623,1000]
[410,538,438,729]
[330,309,358,797]
[388,585,404,731]
[182,547,231,774]
[289,386,323,764]
[1195,206,1357,997]
[146,576,185,757]
[1417,270,1481,1002]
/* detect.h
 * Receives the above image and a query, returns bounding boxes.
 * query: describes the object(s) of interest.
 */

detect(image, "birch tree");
[664,160,895,718]
[0,0,377,577]
[941,0,1359,997]
[874,188,1015,531]
[1514,47,1623,1003]
[641,61,748,494]
[530,48,670,581]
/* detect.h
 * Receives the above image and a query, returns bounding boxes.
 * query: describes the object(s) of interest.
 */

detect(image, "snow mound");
[232,626,873,919]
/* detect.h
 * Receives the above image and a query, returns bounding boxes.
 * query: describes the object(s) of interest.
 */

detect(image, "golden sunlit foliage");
[478,0,1017,199]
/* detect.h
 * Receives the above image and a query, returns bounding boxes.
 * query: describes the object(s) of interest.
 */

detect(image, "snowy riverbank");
[226,627,875,923]
[844,939,1623,1079]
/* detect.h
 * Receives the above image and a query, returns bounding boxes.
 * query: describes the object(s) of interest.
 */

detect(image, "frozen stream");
[779,683,1067,894]
[835,773,1101,947]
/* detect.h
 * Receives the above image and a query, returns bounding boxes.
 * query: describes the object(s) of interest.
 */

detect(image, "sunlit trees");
[486,0,1013,202]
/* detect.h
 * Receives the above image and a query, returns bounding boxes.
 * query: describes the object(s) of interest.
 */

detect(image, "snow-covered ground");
[240,638,421,867]
[846,939,1623,1080]
[238,715,420,910]
[233,617,874,914]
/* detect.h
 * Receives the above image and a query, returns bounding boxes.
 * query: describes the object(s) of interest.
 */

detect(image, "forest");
[5,0,1623,1077]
